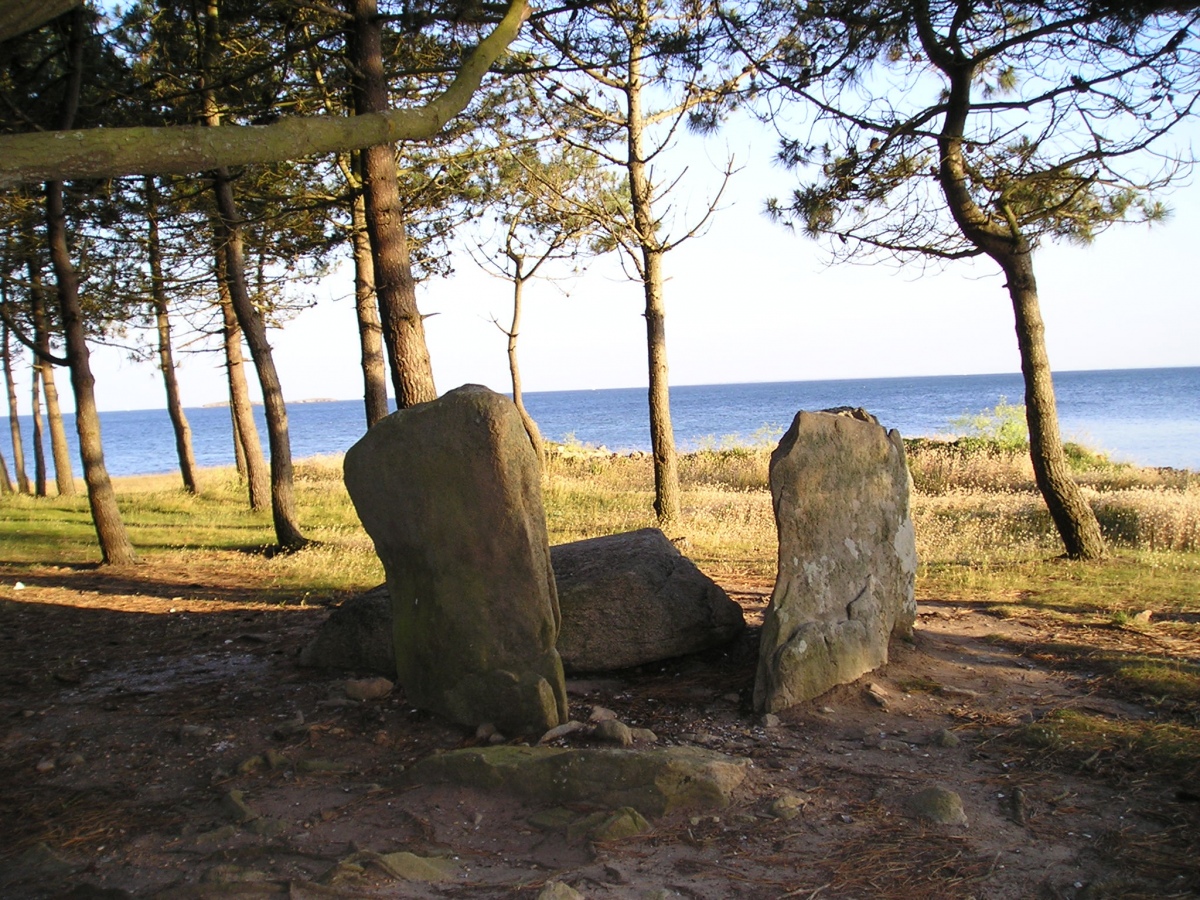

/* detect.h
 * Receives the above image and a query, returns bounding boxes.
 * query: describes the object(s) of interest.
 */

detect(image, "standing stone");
[552,528,745,673]
[754,408,917,713]
[343,384,568,734]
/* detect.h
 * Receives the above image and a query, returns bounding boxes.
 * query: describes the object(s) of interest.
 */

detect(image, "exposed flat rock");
[407,745,750,816]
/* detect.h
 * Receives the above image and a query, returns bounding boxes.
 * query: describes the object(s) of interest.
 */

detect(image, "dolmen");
[754,407,917,712]
[301,527,746,679]
[343,385,568,735]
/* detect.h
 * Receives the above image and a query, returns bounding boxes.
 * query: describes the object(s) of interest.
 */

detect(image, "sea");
[6,367,1199,479]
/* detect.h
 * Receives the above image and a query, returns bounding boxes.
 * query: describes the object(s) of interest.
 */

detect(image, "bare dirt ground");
[1,562,1197,899]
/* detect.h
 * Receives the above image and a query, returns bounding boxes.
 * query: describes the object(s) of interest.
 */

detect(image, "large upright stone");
[754,408,917,712]
[343,385,568,734]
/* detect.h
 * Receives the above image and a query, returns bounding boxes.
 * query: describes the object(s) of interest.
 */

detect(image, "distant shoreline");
[201,397,338,408]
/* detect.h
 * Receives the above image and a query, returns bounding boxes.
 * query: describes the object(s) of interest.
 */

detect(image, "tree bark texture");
[0,0,530,187]
[2,324,31,494]
[40,7,133,562]
[230,399,248,478]
[218,247,270,512]
[639,248,681,525]
[1003,255,1107,559]
[200,0,301,547]
[212,173,306,550]
[145,176,199,493]
[29,262,75,496]
[47,180,137,564]
[626,11,681,525]
[0,444,12,493]
[347,0,437,409]
[350,171,390,426]
[30,362,46,496]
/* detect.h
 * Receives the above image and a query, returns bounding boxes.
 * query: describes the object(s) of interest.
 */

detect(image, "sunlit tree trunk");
[217,250,269,510]
[2,323,31,494]
[154,297,199,493]
[230,401,247,478]
[28,260,75,496]
[349,165,389,427]
[0,445,12,494]
[626,9,680,525]
[346,0,437,409]
[48,180,136,564]
[144,176,199,493]
[201,0,304,550]
[935,58,1105,561]
[41,8,134,563]
[506,270,544,464]
[212,177,306,550]
[1002,251,1106,559]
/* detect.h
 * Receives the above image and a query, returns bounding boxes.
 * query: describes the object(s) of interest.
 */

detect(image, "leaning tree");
[755,0,1200,559]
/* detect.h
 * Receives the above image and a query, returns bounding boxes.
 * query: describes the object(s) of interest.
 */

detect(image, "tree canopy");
[0,0,530,186]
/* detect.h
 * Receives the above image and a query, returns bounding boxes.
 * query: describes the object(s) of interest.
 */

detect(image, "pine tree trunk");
[217,247,269,510]
[212,172,306,550]
[199,1,303,549]
[350,168,389,426]
[1002,253,1106,560]
[934,58,1105,562]
[626,16,681,526]
[640,248,681,525]
[145,176,199,493]
[155,298,199,493]
[29,267,75,496]
[47,179,136,565]
[507,275,544,465]
[346,0,437,409]
[30,364,46,496]
[2,324,31,494]
[41,365,74,496]
[230,400,247,478]
[0,445,12,494]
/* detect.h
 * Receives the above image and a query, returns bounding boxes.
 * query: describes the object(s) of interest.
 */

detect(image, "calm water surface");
[10,367,1199,478]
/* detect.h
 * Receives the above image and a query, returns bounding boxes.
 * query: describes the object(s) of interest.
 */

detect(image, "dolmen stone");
[754,407,917,712]
[343,384,568,734]
[407,745,749,816]
[552,528,744,673]
[298,586,393,675]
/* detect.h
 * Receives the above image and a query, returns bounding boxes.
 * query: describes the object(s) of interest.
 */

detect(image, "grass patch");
[1012,709,1200,784]
[1013,640,1200,715]
[897,676,942,694]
